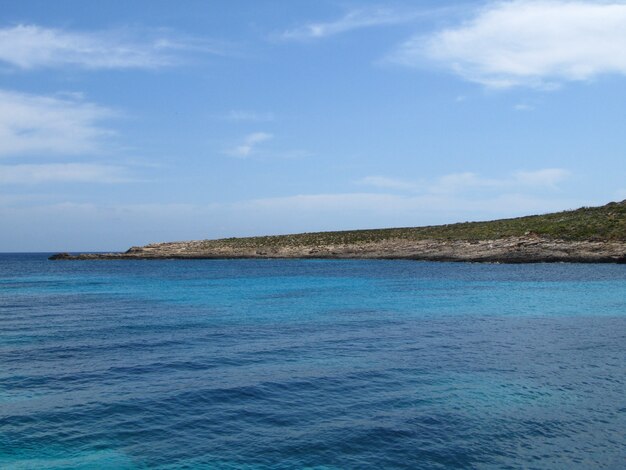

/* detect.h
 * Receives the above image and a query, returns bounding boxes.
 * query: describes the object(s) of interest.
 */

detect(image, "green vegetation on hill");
[200,200,626,248]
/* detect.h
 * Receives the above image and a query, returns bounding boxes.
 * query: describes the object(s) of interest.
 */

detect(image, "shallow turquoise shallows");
[1,254,625,469]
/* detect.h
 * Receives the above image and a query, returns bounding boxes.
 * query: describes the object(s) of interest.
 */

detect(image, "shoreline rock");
[49,236,626,263]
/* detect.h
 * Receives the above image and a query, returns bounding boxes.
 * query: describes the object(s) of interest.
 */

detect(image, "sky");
[1,0,626,251]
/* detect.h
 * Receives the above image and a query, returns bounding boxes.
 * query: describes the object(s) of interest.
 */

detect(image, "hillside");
[50,200,626,263]
[198,200,626,249]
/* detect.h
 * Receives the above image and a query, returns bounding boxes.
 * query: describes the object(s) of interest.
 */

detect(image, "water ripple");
[1,255,625,468]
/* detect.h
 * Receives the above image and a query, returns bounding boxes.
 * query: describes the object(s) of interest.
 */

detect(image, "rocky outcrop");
[49,236,626,263]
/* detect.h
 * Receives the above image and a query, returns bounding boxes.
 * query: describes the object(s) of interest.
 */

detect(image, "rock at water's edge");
[48,253,72,260]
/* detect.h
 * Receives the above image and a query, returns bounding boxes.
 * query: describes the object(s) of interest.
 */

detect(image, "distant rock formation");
[50,200,626,263]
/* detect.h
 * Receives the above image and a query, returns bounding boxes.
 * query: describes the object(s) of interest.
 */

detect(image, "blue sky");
[2,0,626,251]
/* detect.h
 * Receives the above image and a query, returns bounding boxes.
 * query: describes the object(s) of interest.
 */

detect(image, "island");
[50,200,626,263]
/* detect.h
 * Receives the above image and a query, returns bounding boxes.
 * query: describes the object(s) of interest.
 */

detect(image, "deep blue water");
[1,254,625,469]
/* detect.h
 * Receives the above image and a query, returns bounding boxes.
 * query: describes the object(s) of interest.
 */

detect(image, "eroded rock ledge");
[49,236,626,263]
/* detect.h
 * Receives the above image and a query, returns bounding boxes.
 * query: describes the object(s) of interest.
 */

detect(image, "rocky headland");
[50,200,626,263]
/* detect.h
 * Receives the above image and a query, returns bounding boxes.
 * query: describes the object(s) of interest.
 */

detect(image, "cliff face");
[50,201,626,263]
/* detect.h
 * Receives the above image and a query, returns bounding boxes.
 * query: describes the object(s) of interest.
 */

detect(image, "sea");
[1,253,625,469]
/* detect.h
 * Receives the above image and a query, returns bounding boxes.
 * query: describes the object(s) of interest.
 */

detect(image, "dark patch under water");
[1,254,625,469]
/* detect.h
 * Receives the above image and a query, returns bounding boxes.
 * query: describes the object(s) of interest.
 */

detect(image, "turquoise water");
[1,254,625,469]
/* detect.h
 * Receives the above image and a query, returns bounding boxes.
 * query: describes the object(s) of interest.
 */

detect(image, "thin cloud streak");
[358,176,418,191]
[281,6,449,40]
[0,163,132,184]
[358,169,571,193]
[0,24,224,70]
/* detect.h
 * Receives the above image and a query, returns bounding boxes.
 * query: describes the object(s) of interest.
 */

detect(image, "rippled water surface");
[1,254,625,469]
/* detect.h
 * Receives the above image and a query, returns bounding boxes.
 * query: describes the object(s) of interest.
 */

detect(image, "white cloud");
[226,132,273,158]
[0,163,130,184]
[0,24,218,70]
[0,89,114,157]
[391,1,626,88]
[281,7,427,40]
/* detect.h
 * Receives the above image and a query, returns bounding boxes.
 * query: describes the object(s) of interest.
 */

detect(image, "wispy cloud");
[513,169,570,188]
[514,103,534,111]
[358,169,571,193]
[226,132,273,158]
[0,89,114,157]
[0,24,222,70]
[240,192,578,222]
[225,110,275,122]
[0,163,131,184]
[390,1,626,88]
[281,7,432,40]
[437,169,570,192]
[358,175,418,191]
